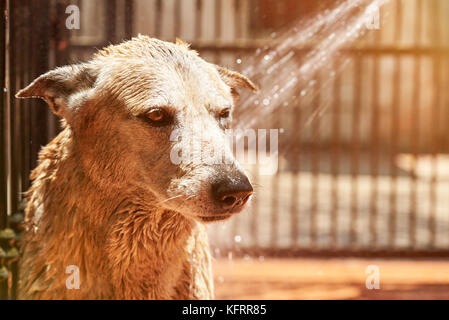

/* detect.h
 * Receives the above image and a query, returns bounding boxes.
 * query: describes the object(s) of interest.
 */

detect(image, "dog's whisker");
[158,194,184,204]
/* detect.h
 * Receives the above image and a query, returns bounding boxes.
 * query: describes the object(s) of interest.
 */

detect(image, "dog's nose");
[212,174,253,210]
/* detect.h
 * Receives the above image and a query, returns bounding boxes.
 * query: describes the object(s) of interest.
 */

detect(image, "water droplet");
[254,100,259,105]
[283,102,289,107]
[236,58,242,64]
[264,55,270,61]
[255,48,261,55]
[271,32,277,38]
[263,99,270,106]
[309,80,316,87]
[273,93,279,99]
[300,89,307,96]
[234,235,242,243]
[3,88,6,92]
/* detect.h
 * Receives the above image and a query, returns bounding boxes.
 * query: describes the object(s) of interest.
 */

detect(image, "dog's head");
[17,36,257,223]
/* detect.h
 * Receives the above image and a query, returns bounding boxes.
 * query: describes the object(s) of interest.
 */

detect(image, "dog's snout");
[212,174,253,210]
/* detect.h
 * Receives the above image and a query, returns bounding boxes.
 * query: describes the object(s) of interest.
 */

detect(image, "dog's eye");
[219,108,231,119]
[147,109,164,121]
[145,108,170,126]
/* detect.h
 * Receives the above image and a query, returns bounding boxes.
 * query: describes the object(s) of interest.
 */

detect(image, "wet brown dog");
[16,36,257,299]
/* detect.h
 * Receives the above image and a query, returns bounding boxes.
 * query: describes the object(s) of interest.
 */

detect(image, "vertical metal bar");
[174,0,180,37]
[388,0,402,248]
[4,0,12,218]
[44,1,54,155]
[29,1,50,169]
[330,58,341,247]
[9,0,20,217]
[409,0,422,248]
[0,0,8,300]
[250,162,259,247]
[11,0,27,301]
[124,0,134,39]
[269,76,281,248]
[350,56,361,246]
[195,0,202,41]
[18,0,30,194]
[270,54,280,247]
[270,145,279,246]
[310,72,320,247]
[234,0,241,42]
[428,0,441,247]
[155,0,162,38]
[369,33,381,246]
[214,0,221,64]
[290,57,302,247]
[106,0,117,43]
[0,0,6,230]
[27,0,35,174]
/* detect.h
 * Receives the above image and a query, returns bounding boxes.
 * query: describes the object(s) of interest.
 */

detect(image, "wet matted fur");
[16,36,257,299]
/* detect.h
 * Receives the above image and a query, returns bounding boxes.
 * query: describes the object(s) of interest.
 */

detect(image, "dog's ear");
[215,66,258,92]
[16,64,96,118]
[175,37,190,48]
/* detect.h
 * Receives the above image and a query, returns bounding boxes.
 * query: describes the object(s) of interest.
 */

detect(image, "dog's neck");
[23,126,198,299]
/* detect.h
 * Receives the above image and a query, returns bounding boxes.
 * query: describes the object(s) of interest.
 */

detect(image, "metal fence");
[1,0,449,299]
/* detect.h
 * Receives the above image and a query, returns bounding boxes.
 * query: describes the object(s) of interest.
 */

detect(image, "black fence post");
[0,0,8,300]
[106,0,117,43]
[29,1,51,169]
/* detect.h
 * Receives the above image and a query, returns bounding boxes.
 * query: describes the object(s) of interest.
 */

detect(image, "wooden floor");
[213,258,449,300]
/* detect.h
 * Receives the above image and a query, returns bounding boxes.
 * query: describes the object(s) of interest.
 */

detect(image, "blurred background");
[1,0,449,299]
